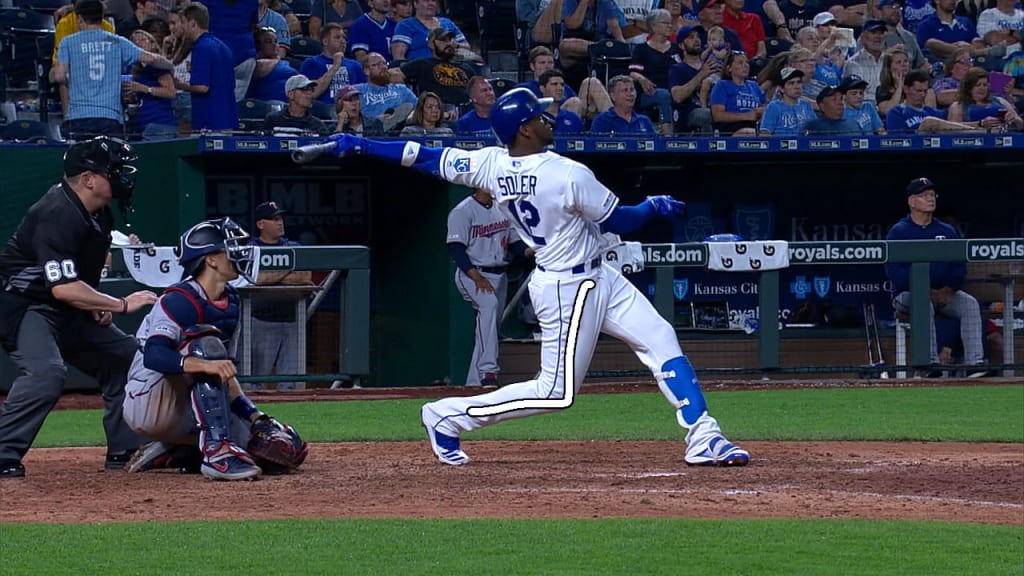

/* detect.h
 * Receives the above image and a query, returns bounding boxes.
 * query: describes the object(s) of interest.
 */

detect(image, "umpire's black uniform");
[0,140,142,477]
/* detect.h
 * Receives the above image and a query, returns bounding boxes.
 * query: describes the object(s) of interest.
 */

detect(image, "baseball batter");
[447,189,529,387]
[323,88,748,468]
[122,218,307,480]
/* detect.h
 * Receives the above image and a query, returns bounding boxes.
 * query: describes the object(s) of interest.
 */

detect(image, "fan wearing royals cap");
[317,88,750,468]
[246,202,313,391]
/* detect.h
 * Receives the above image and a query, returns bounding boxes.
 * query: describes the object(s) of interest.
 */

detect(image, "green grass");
[2,519,1022,576]
[7,385,1023,575]
[32,385,1024,447]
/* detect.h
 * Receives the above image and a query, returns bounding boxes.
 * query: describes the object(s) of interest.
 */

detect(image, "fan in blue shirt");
[590,75,658,134]
[300,23,368,104]
[391,3,468,61]
[884,70,976,133]
[456,76,496,134]
[838,74,884,133]
[759,67,817,136]
[803,85,865,134]
[348,0,397,61]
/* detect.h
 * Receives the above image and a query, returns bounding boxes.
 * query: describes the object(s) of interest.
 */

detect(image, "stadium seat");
[34,33,58,122]
[0,8,55,87]
[766,37,793,57]
[588,40,632,86]
[14,0,71,14]
[972,54,1001,72]
[488,77,514,98]
[283,0,312,18]
[475,0,516,63]
[290,36,322,57]
[236,100,272,133]
[310,99,335,122]
[1,118,56,141]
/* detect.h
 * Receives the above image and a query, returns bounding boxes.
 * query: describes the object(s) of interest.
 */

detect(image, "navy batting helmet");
[490,88,554,146]
[177,217,255,282]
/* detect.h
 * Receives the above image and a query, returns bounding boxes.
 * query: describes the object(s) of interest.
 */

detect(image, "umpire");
[0,136,158,478]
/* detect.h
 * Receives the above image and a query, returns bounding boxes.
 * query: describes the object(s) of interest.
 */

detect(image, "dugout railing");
[642,239,1023,378]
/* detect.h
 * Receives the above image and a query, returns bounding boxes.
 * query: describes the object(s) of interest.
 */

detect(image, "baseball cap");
[335,85,361,101]
[906,177,936,196]
[780,67,804,82]
[816,85,841,103]
[428,27,456,42]
[697,0,722,11]
[676,24,705,42]
[863,18,887,32]
[838,74,868,91]
[255,201,288,221]
[812,12,836,26]
[284,74,316,93]
[877,0,903,8]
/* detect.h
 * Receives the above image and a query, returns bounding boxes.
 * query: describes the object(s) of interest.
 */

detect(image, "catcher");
[122,218,307,480]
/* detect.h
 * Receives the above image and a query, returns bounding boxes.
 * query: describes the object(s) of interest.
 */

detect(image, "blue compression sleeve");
[361,139,445,175]
[143,335,185,375]
[600,201,656,235]
[447,242,475,273]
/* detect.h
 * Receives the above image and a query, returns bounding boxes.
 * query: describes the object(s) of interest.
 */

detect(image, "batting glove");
[324,133,367,158]
[646,195,686,218]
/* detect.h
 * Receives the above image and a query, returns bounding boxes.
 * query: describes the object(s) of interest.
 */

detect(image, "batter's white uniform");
[447,195,517,386]
[423,146,730,458]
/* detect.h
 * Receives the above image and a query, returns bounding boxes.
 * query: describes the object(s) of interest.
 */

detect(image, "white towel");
[120,246,184,287]
[707,241,789,272]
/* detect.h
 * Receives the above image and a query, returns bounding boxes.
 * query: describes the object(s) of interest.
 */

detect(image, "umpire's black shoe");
[104,449,137,470]
[0,460,25,478]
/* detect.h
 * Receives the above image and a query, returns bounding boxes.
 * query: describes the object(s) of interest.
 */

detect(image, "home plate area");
[2,440,1020,525]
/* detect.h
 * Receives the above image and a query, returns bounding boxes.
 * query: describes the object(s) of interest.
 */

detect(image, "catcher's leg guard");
[655,356,708,429]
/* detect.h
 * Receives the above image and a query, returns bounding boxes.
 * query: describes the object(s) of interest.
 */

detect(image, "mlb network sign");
[966,240,1024,261]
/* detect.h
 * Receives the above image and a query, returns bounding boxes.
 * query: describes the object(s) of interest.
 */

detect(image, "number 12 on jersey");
[508,199,546,245]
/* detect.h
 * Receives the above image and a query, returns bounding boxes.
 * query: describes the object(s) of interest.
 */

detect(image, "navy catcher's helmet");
[490,88,554,146]
[63,136,139,209]
[177,217,256,282]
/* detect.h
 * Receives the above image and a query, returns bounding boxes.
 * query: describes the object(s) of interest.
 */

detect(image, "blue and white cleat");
[685,436,750,467]
[421,404,469,466]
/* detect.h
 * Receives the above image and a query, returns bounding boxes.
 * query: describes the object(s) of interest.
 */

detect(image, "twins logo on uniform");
[470,220,509,239]
[673,279,689,301]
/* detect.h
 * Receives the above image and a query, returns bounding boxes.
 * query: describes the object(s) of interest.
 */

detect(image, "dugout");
[1,135,1022,390]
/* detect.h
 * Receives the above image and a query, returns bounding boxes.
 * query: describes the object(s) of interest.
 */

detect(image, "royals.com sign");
[966,240,1024,261]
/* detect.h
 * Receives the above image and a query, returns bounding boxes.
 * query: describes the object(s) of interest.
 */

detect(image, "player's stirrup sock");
[655,356,709,428]
[191,380,235,449]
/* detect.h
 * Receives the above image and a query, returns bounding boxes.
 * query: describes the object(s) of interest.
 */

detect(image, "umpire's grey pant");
[893,290,984,364]
[0,305,141,464]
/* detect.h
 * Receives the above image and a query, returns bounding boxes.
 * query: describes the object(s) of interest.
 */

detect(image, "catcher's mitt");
[247,415,309,473]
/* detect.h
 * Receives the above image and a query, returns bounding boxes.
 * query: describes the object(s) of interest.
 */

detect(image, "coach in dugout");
[0,137,158,479]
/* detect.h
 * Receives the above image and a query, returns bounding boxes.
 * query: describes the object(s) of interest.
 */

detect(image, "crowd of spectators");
[2,0,1022,142]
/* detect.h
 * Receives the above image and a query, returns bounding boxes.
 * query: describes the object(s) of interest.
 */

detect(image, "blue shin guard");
[655,356,708,428]
[191,379,234,448]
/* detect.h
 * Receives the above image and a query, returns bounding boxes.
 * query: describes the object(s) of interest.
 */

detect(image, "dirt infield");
[2,441,1021,525]
[2,382,1021,526]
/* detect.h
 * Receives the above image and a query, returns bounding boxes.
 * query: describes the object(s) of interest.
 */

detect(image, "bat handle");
[291,142,337,164]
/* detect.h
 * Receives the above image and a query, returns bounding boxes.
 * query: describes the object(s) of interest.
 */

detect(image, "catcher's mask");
[175,217,256,283]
